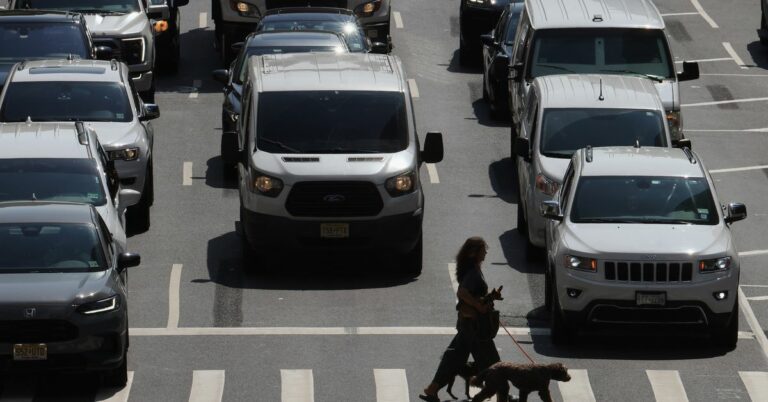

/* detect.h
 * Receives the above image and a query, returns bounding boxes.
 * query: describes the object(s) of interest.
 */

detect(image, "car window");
[494,9,508,40]
[95,213,114,260]
[559,165,574,209]
[17,0,141,13]
[0,81,133,122]
[512,10,530,65]
[0,223,108,273]
[260,19,367,52]
[0,158,107,206]
[0,23,90,61]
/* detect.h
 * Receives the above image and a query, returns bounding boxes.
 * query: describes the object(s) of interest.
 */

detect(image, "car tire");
[221,111,238,169]
[711,298,739,351]
[102,350,128,387]
[140,78,155,103]
[399,234,423,277]
[762,11,768,45]
[239,204,260,272]
[517,201,527,235]
[550,288,574,345]
[544,259,553,311]
[129,163,152,233]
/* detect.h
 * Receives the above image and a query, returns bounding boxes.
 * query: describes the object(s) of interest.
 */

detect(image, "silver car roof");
[246,31,348,47]
[251,53,404,93]
[535,74,665,110]
[525,0,665,30]
[0,201,96,224]
[0,122,92,159]
[574,147,705,178]
[9,59,124,83]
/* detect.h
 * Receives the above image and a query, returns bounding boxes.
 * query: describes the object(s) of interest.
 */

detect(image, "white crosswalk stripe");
[281,369,314,402]
[558,369,596,402]
[739,371,768,401]
[189,370,225,402]
[646,370,689,402]
[94,371,134,402]
[374,369,409,402]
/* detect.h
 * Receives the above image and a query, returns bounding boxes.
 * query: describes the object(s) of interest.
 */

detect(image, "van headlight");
[77,295,119,315]
[354,0,381,17]
[564,255,597,272]
[250,171,283,197]
[230,0,260,17]
[699,256,731,273]
[666,110,683,140]
[385,170,417,197]
[108,148,140,161]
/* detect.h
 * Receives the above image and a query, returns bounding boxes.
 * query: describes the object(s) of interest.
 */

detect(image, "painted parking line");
[183,162,193,185]
[739,287,768,362]
[189,370,225,402]
[646,370,689,402]
[199,12,208,29]
[709,165,768,174]
[281,369,314,402]
[374,369,409,402]
[674,57,732,64]
[167,264,183,329]
[740,249,768,257]
[722,42,748,69]
[557,369,597,402]
[747,296,768,301]
[426,163,440,183]
[393,11,403,29]
[682,97,768,108]
[689,0,719,28]
[407,79,419,98]
[700,73,768,77]
[130,326,551,336]
[95,372,134,402]
[739,372,768,402]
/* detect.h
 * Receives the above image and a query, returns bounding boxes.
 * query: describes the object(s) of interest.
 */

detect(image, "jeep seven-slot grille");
[0,320,78,343]
[604,262,693,282]
[266,0,348,9]
[286,181,383,217]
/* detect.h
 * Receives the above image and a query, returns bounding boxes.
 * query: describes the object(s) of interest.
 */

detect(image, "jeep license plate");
[636,292,666,306]
[320,223,349,239]
[13,343,47,361]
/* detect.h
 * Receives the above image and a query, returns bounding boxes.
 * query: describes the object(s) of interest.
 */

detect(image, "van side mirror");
[140,103,160,121]
[724,202,747,223]
[509,62,523,83]
[117,252,141,272]
[540,200,563,221]
[677,61,700,81]
[675,138,692,149]
[514,137,531,162]
[94,46,113,60]
[480,34,495,47]
[212,69,229,84]
[421,132,444,164]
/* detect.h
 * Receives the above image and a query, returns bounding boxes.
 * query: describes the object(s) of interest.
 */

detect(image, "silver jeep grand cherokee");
[542,146,746,349]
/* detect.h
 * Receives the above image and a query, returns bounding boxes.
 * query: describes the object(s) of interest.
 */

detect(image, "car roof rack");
[75,121,89,146]
[682,147,696,164]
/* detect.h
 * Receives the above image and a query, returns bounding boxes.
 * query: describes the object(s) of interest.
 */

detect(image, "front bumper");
[114,156,149,197]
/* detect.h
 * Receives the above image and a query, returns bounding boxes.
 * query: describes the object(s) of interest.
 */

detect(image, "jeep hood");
[84,12,148,36]
[85,122,142,149]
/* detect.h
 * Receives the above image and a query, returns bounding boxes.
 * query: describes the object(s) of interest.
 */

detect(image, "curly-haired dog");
[469,362,571,402]
[446,360,477,400]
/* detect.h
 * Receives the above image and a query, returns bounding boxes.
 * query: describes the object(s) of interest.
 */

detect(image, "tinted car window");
[529,29,673,79]
[0,223,107,272]
[234,45,344,83]
[0,82,133,122]
[0,159,107,206]
[540,109,666,158]
[18,0,140,13]
[260,19,367,52]
[570,176,718,225]
[257,91,409,154]
[0,23,89,61]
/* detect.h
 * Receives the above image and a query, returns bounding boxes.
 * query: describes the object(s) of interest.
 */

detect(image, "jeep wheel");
[399,235,423,277]
[711,298,739,351]
[102,350,128,387]
[550,289,574,345]
[516,201,527,234]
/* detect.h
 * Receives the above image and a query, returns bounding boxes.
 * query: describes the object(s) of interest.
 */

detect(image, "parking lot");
[2,0,768,401]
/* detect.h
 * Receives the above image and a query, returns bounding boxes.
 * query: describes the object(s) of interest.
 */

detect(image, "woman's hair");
[455,237,487,282]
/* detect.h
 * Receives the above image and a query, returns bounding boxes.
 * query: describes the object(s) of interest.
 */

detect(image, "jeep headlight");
[230,0,260,17]
[77,295,119,315]
[354,0,382,17]
[385,171,417,197]
[121,37,145,65]
[699,256,731,273]
[108,148,140,161]
[250,170,283,197]
[564,255,597,272]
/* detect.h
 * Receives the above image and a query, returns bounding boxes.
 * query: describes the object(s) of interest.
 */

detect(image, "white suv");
[542,146,746,349]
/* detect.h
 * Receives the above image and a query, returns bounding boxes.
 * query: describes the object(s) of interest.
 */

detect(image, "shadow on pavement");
[156,28,224,95]
[745,40,768,70]
[204,155,238,190]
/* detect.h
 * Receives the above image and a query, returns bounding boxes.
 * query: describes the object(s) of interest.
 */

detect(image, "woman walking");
[420,236,502,402]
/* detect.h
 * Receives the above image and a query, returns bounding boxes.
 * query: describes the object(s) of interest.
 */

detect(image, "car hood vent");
[282,157,320,162]
[348,157,384,162]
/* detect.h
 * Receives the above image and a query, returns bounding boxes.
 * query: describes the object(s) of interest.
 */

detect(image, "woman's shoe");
[418,393,440,402]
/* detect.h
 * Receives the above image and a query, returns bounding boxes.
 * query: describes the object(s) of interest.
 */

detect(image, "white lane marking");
[661,12,699,17]
[130,326,552,336]
[448,263,458,295]
[742,285,768,288]
[747,296,768,301]
[739,287,768,363]
[189,370,225,402]
[189,92,199,99]
[167,264,183,329]
[740,331,757,339]
[646,370,689,402]
[199,12,208,29]
[407,79,419,98]
[682,97,768,108]
[469,384,498,401]
[426,163,440,184]
[393,11,403,29]
[557,369,596,402]
[281,369,314,402]
[739,371,768,401]
[689,0,719,28]
[687,128,768,133]
[709,165,768,174]
[740,249,768,257]
[95,372,134,402]
[374,369,409,402]
[183,162,193,186]
[701,73,768,77]
[723,42,748,69]
[674,57,732,64]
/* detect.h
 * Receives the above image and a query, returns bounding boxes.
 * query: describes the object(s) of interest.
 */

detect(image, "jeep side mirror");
[117,252,141,272]
[146,3,170,20]
[724,202,747,223]
[675,138,692,149]
[94,45,113,60]
[509,62,523,83]
[140,103,160,121]
[678,61,700,81]
[514,137,531,161]
[421,131,444,164]
[212,69,229,84]
[540,200,563,221]
[480,34,495,47]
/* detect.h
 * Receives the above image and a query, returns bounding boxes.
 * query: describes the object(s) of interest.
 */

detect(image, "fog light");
[236,2,249,12]
[567,288,582,298]
[713,291,728,301]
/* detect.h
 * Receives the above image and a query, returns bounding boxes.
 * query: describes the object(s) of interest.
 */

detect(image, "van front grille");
[604,262,693,282]
[286,181,383,217]
[265,0,348,9]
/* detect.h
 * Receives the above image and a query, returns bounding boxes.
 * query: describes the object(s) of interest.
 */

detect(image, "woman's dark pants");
[431,317,501,386]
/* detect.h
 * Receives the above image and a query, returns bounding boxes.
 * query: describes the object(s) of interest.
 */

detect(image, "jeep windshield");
[0,23,89,61]
[256,91,408,154]
[16,0,139,13]
[529,29,674,79]
[570,176,718,225]
[0,223,107,273]
[0,82,133,123]
[540,109,667,158]
[0,159,107,206]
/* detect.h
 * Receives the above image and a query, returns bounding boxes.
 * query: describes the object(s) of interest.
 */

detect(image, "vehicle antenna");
[598,79,604,101]
[635,139,640,148]
[26,116,32,124]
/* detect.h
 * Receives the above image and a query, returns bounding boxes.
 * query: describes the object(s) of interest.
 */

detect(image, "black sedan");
[480,1,523,119]
[459,0,510,65]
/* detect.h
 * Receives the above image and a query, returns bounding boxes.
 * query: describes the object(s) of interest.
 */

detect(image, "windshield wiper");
[70,8,126,15]
[575,218,637,223]
[258,137,302,153]
[639,219,693,225]
[599,69,666,83]
[535,64,575,73]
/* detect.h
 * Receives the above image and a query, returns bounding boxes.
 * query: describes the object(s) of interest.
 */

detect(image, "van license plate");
[636,292,666,306]
[320,223,349,238]
[13,344,47,361]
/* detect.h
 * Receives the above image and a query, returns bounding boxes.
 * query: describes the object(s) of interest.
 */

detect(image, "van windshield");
[540,109,667,158]
[529,29,673,79]
[256,91,409,154]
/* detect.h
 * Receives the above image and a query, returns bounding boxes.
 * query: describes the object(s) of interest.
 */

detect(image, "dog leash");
[499,321,536,364]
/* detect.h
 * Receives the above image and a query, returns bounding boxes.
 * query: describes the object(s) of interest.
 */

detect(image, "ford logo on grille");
[24,308,36,319]
[323,194,345,203]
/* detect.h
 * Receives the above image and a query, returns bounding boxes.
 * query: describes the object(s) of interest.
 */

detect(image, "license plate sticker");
[320,223,349,239]
[13,343,47,361]
[636,292,666,306]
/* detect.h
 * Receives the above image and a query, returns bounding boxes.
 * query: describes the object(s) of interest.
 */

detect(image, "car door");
[484,8,508,86]
[509,10,532,127]
[517,90,538,221]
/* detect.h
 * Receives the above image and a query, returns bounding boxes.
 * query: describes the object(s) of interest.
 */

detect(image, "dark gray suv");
[0,201,140,385]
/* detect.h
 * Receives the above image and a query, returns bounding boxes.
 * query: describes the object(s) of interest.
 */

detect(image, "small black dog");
[446,360,477,399]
